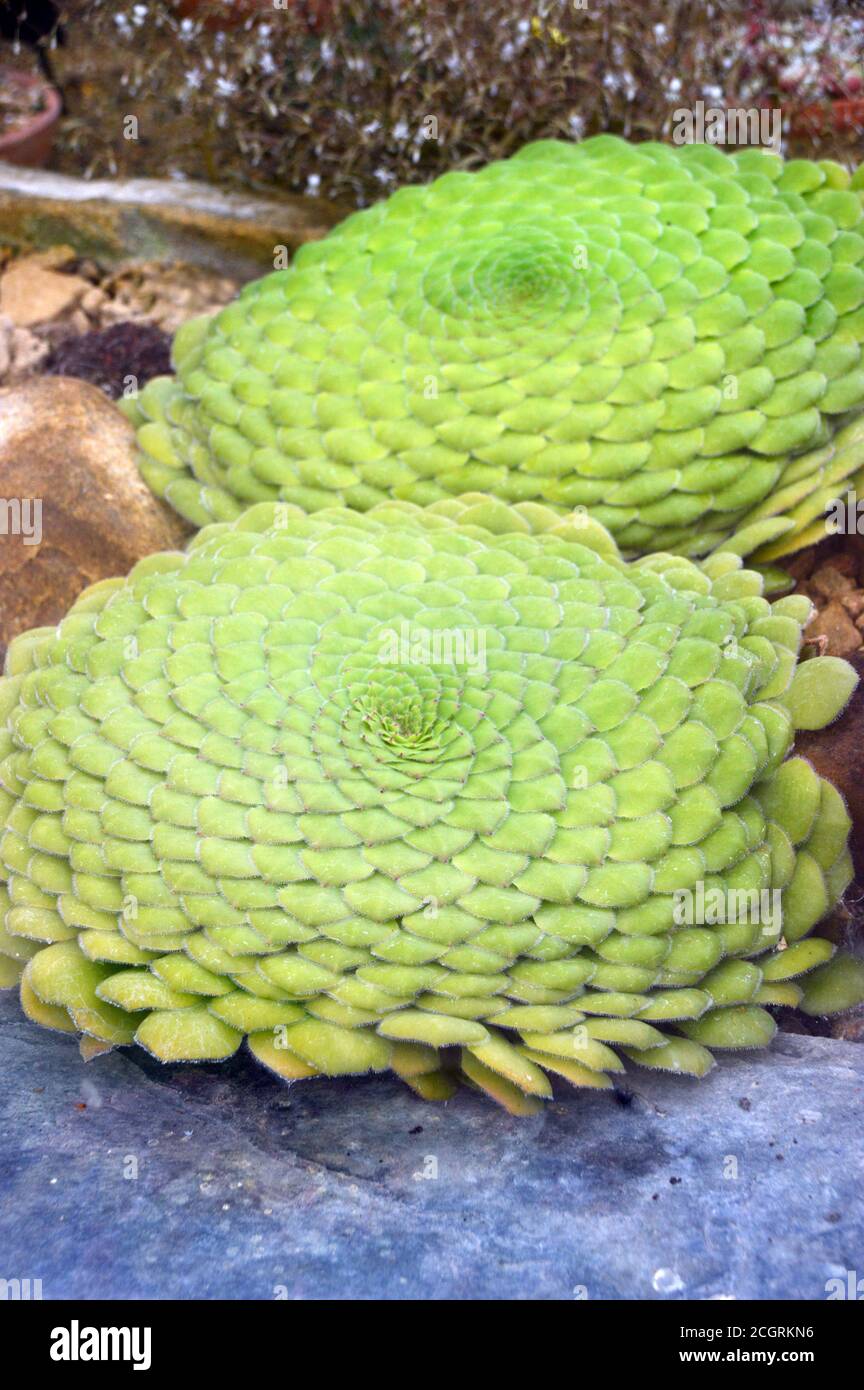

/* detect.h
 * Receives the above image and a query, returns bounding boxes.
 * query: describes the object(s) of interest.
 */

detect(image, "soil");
[43,320,172,397]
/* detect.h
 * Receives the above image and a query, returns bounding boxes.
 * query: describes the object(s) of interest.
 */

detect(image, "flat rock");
[0,377,190,656]
[0,163,349,282]
[1,988,861,1300]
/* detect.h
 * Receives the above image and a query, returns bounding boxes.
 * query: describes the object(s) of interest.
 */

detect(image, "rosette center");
[422,224,597,326]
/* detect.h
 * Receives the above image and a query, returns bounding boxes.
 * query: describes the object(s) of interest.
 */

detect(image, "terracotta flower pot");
[0,68,61,168]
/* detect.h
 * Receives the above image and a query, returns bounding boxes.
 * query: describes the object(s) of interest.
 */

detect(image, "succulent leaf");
[784,655,858,730]
[799,951,864,1016]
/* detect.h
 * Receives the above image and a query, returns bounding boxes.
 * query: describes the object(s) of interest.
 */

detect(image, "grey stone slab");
[0,162,347,278]
[0,989,861,1300]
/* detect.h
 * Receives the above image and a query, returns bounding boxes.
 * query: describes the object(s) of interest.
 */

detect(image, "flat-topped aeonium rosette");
[128,136,864,561]
[0,496,861,1111]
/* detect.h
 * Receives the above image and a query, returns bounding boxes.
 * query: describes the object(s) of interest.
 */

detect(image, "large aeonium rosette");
[1,496,861,1112]
[129,137,864,561]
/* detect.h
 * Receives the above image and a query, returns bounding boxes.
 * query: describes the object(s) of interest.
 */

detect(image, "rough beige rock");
[844,590,864,621]
[810,562,855,599]
[96,260,240,334]
[0,312,48,384]
[805,598,863,659]
[15,246,79,273]
[0,260,90,328]
[0,377,191,659]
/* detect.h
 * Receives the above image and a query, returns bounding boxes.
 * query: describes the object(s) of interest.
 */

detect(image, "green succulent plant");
[127,136,864,562]
[1,496,861,1112]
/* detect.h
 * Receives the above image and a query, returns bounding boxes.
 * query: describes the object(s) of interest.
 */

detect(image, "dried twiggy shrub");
[42,0,864,206]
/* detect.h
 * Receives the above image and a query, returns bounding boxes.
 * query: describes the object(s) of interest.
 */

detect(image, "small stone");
[21,245,78,271]
[97,260,240,335]
[805,600,862,659]
[811,563,855,600]
[66,309,91,336]
[784,545,820,583]
[0,313,47,383]
[81,286,107,315]
[9,324,47,376]
[0,262,90,328]
[830,550,860,579]
[830,1009,864,1043]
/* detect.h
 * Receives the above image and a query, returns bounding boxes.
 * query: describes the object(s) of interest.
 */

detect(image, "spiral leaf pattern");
[0,497,861,1110]
[128,136,864,559]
